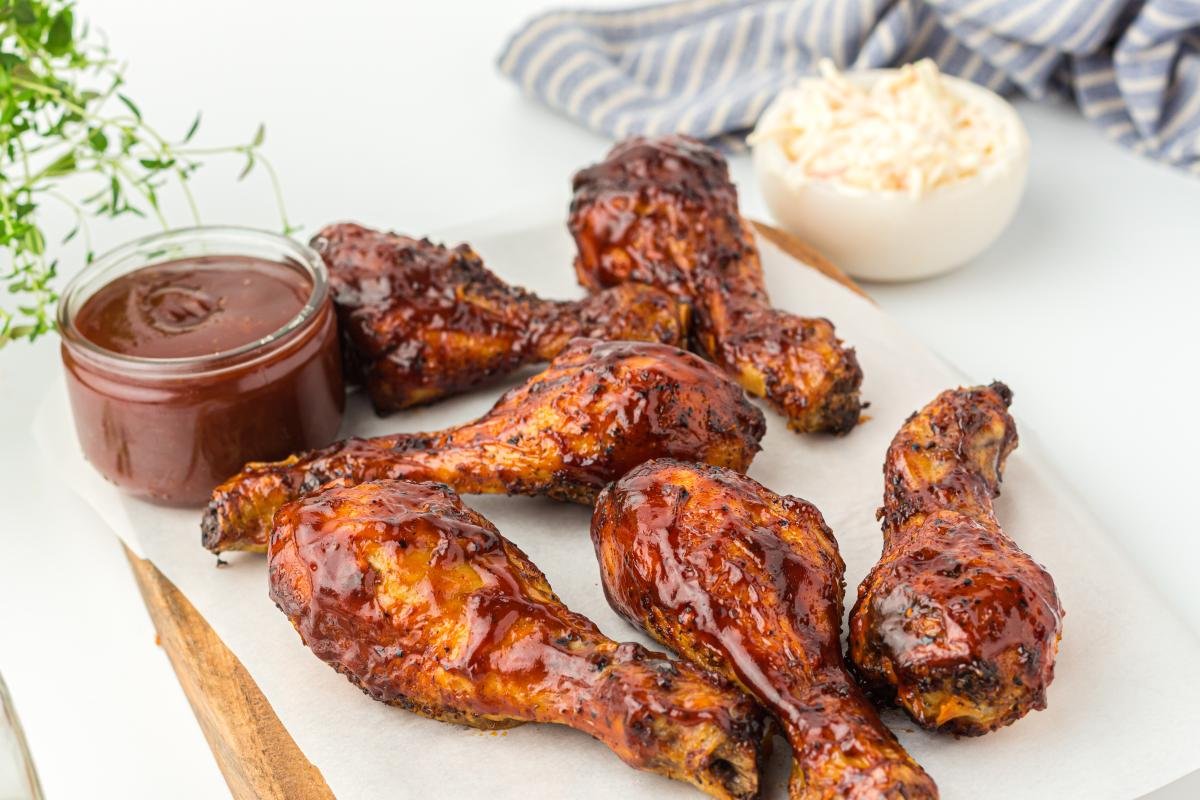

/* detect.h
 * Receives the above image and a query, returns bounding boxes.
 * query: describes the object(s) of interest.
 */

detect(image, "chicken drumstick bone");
[592,460,938,799]
[270,479,768,799]
[849,383,1063,735]
[202,339,766,553]
[315,222,690,413]
[569,135,863,435]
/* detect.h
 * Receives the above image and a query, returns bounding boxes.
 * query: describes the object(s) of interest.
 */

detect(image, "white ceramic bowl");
[752,71,1030,283]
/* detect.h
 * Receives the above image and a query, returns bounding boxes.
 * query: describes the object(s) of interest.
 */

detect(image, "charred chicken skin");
[592,460,938,800]
[270,479,767,799]
[203,338,766,553]
[313,222,689,413]
[569,135,863,435]
[849,383,1063,736]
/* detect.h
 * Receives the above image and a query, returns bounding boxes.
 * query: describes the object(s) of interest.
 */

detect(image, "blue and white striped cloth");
[498,0,1200,174]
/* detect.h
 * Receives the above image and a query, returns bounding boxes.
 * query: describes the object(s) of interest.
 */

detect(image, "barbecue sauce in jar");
[73,257,310,358]
[59,228,345,506]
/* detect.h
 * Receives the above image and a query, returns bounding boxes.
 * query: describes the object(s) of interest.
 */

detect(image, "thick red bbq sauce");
[61,237,345,507]
[74,257,310,358]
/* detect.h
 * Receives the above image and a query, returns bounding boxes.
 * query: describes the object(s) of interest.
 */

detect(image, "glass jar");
[58,227,345,506]
[0,672,43,800]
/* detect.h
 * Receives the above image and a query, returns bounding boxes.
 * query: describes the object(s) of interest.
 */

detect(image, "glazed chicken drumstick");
[570,135,863,434]
[849,383,1063,735]
[203,339,766,553]
[592,460,938,800]
[270,479,767,799]
[313,222,689,413]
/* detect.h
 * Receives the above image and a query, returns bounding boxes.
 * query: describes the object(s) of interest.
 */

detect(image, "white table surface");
[0,2,1196,798]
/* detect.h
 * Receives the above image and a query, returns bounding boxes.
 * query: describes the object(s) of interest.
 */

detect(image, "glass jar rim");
[57,225,329,375]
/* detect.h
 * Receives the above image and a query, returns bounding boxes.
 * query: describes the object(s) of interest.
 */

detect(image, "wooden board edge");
[751,220,872,301]
[123,545,334,800]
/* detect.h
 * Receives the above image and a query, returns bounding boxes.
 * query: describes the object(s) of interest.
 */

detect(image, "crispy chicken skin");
[202,339,766,553]
[592,460,938,800]
[313,222,689,413]
[848,383,1063,736]
[569,135,863,434]
[269,479,767,799]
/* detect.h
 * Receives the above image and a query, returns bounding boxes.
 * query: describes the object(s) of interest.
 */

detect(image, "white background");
[0,1,1196,797]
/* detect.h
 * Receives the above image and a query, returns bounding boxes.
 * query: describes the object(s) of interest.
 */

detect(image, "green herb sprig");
[0,0,294,347]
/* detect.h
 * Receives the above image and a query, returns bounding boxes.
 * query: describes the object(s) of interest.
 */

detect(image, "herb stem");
[111,162,169,228]
[254,151,295,235]
[46,190,95,255]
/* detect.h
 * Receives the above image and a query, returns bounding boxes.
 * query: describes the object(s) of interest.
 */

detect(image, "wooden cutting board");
[123,221,865,800]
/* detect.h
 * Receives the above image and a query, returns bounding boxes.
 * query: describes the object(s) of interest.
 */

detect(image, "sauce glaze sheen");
[269,480,767,799]
[203,338,765,552]
[592,459,938,799]
[569,135,863,434]
[314,223,689,413]
[848,383,1064,736]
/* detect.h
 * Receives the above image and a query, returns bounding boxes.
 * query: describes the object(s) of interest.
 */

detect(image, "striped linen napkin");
[498,0,1200,174]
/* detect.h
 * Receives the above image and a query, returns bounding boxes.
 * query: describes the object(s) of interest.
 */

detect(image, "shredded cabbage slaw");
[750,60,1010,198]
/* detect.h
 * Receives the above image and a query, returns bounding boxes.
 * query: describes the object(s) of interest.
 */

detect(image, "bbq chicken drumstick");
[570,135,863,434]
[849,383,1063,735]
[270,479,767,799]
[313,222,689,413]
[203,339,766,553]
[592,460,938,800]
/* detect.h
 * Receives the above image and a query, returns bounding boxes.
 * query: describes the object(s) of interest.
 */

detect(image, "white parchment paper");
[36,222,1200,799]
